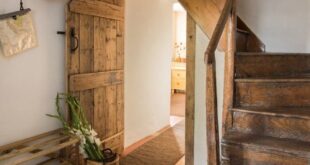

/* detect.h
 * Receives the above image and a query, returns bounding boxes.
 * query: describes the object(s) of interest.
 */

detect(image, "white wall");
[308,6,310,52]
[0,0,173,150]
[0,0,67,145]
[173,11,187,59]
[174,11,187,44]
[238,0,310,53]
[124,0,173,147]
[194,26,225,165]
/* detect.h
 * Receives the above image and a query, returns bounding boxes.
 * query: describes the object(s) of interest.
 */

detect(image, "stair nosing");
[237,52,310,56]
[235,78,310,83]
[231,107,310,120]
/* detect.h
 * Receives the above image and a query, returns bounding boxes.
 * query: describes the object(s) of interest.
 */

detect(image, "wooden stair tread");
[222,132,310,158]
[235,77,310,83]
[237,52,310,56]
[231,107,310,120]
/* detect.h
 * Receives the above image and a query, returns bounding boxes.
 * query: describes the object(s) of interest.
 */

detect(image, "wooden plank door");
[65,0,125,160]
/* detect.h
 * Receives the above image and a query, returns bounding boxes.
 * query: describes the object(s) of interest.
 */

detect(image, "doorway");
[170,2,187,126]
[121,1,191,164]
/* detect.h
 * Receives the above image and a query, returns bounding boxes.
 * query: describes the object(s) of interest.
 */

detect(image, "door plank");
[67,13,80,76]
[116,21,124,70]
[116,20,124,153]
[66,12,81,101]
[93,17,108,139]
[105,19,118,139]
[69,71,123,92]
[116,21,124,133]
[70,0,124,21]
[79,14,95,126]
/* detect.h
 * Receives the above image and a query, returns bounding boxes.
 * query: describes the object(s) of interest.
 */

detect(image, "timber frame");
[185,15,196,165]
[183,0,237,164]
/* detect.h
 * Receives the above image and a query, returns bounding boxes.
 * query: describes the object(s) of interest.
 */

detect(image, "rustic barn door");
[65,0,125,160]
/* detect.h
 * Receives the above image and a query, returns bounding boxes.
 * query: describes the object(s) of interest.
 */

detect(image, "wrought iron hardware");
[70,27,79,53]
[56,28,79,53]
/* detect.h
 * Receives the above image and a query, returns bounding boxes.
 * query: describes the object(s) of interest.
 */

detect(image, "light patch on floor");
[175,156,185,165]
[170,93,186,117]
[170,115,184,127]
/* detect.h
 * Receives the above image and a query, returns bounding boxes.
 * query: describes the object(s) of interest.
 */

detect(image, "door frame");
[185,14,196,165]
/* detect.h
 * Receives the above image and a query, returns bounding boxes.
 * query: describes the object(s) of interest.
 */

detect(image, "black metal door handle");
[56,28,79,53]
[70,27,79,53]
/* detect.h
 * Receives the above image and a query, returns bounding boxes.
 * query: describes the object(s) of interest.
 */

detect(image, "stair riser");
[222,144,309,165]
[232,112,310,141]
[236,55,310,78]
[235,82,310,107]
[236,32,248,52]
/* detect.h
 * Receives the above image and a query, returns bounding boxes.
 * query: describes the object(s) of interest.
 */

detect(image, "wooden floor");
[120,120,185,165]
[175,156,185,165]
[170,93,186,117]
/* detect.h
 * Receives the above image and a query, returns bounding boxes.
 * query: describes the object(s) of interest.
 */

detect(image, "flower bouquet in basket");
[47,93,117,164]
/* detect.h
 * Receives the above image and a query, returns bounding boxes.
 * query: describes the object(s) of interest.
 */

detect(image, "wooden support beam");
[206,61,220,165]
[185,15,196,165]
[69,0,124,20]
[205,0,232,64]
[69,70,124,92]
[222,0,236,136]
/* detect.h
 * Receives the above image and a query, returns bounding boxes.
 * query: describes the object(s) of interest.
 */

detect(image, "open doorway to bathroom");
[170,2,187,127]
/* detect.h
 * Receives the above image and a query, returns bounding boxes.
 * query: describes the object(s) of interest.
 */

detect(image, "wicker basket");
[86,156,119,165]
[86,160,102,165]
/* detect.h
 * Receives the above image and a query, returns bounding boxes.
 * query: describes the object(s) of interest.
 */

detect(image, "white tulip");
[79,145,88,158]
[95,138,102,146]
[88,135,95,143]
[90,129,98,136]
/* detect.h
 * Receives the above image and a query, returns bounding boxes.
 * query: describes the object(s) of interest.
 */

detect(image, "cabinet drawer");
[172,70,186,79]
[172,78,186,90]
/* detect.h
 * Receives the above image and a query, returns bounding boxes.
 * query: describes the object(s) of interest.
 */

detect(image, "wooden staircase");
[222,53,310,164]
[179,0,310,164]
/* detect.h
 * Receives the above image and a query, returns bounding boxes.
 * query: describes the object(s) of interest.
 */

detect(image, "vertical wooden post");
[204,0,233,164]
[206,59,220,165]
[186,15,196,165]
[222,0,236,137]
